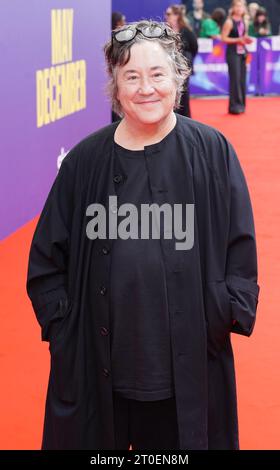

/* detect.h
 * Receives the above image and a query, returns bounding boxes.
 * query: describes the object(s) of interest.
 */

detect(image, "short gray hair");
[103,20,191,118]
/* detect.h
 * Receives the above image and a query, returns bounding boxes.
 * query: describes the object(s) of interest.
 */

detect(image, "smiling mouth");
[137,100,160,104]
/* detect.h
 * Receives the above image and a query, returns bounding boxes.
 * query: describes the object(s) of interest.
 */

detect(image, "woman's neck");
[232,14,243,21]
[114,112,177,150]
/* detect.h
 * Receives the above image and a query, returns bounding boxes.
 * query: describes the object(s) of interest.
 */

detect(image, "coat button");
[100,286,107,295]
[113,174,123,184]
[100,327,109,336]
[102,246,110,255]
[102,368,110,377]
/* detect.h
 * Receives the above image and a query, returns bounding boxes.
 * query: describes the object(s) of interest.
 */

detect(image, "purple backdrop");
[189,38,258,96]
[0,0,111,240]
[112,0,172,22]
[259,36,280,94]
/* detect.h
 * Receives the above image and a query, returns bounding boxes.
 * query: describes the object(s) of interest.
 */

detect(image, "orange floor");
[0,97,279,449]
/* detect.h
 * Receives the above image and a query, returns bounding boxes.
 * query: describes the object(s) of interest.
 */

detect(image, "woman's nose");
[138,78,155,94]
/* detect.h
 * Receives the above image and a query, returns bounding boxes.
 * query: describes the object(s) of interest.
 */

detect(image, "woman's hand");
[258,27,269,36]
[238,35,253,45]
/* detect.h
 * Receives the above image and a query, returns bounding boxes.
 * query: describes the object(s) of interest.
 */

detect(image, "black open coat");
[26,113,260,450]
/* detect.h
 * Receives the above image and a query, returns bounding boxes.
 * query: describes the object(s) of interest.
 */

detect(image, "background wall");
[0,0,111,241]
[112,0,172,22]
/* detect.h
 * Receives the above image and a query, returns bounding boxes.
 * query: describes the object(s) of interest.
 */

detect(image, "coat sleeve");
[225,140,260,337]
[26,150,78,342]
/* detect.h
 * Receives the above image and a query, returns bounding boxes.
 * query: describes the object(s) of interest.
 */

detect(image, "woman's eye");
[128,76,138,81]
[153,73,164,78]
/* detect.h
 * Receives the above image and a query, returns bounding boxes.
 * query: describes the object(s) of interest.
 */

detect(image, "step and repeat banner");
[0,0,111,240]
[190,36,280,96]
[259,36,280,94]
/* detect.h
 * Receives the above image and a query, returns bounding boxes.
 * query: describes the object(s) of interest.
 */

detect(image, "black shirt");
[226,19,247,57]
[109,139,175,401]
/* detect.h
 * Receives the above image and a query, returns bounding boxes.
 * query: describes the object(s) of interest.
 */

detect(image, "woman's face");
[193,0,204,10]
[165,8,179,29]
[116,41,177,125]
[232,1,245,16]
[257,14,266,23]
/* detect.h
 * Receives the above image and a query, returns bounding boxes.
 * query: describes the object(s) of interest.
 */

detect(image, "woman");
[222,0,253,114]
[165,4,198,118]
[249,7,272,37]
[187,0,210,37]
[26,20,259,450]
[199,8,226,39]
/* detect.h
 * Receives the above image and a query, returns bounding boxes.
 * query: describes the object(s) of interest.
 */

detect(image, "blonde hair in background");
[228,0,250,30]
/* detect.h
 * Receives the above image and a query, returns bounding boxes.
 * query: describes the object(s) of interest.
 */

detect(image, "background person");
[199,7,227,39]
[187,0,210,37]
[249,7,272,37]
[165,4,198,117]
[222,0,253,114]
[112,11,126,30]
[248,1,260,23]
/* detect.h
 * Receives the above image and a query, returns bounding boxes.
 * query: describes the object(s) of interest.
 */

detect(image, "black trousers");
[113,391,180,450]
[226,52,247,114]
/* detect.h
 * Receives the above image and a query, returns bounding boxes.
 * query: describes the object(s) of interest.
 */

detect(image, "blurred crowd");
[113,0,272,40]
[111,1,274,119]
[185,0,272,38]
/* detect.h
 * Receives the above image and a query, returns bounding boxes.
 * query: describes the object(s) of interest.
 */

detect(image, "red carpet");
[0,97,279,449]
